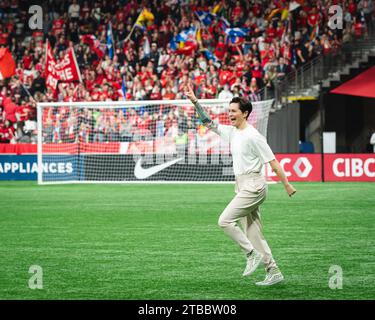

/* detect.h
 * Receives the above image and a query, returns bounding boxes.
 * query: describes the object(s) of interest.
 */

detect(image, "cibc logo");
[293,157,313,178]
[265,156,314,178]
[333,158,375,178]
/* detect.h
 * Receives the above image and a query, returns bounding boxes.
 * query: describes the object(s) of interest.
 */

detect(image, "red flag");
[54,47,82,83]
[44,40,82,94]
[176,41,197,56]
[44,40,59,93]
[0,48,16,80]
[81,34,106,59]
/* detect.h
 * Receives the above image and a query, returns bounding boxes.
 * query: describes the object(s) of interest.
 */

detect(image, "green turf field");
[0,181,374,300]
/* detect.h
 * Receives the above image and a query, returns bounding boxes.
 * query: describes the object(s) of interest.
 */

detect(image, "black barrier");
[83,154,234,181]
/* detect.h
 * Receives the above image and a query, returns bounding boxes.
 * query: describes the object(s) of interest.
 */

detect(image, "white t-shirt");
[217,124,275,175]
[218,89,234,100]
[68,4,80,18]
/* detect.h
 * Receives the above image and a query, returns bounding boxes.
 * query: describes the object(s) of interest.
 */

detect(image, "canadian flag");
[0,48,16,80]
[81,34,106,58]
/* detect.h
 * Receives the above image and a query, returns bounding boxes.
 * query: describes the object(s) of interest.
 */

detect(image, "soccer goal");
[37,98,274,184]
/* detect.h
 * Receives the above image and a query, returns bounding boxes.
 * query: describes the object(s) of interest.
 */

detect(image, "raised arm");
[184,83,213,124]
[269,159,297,197]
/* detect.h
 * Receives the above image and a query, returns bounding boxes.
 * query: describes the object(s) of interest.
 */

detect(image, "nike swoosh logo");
[134,157,184,179]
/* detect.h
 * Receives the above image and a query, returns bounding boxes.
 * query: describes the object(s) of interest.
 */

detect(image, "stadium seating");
[0,0,373,144]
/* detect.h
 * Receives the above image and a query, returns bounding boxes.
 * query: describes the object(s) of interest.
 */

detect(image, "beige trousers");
[218,173,277,270]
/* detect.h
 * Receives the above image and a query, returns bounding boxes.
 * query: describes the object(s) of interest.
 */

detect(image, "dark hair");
[230,97,252,119]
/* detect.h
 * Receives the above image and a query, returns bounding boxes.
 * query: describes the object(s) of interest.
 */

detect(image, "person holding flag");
[123,7,155,44]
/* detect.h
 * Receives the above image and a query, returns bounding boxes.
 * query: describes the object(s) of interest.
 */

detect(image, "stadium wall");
[268,102,300,153]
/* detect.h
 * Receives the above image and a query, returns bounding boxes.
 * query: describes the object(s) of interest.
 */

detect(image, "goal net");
[37,99,274,184]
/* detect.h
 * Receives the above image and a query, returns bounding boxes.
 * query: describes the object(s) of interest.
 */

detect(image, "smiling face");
[228,102,248,128]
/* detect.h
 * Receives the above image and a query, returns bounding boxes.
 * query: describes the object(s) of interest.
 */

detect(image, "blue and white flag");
[195,10,215,27]
[195,10,230,32]
[176,26,197,43]
[202,49,220,68]
[169,37,178,51]
[218,16,230,31]
[121,76,126,98]
[202,49,217,62]
[107,22,114,59]
[224,27,249,44]
[170,26,197,51]
[224,27,248,37]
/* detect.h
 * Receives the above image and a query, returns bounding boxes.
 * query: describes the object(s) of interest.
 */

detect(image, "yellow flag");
[143,8,155,22]
[267,8,281,21]
[281,9,289,20]
[196,28,203,49]
[135,8,154,28]
[212,3,222,14]
[135,9,145,28]
[197,28,201,42]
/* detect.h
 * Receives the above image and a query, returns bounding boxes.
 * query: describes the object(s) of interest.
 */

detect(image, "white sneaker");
[255,267,284,286]
[242,250,263,277]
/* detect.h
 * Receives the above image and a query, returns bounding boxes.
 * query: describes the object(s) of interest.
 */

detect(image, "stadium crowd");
[0,0,374,144]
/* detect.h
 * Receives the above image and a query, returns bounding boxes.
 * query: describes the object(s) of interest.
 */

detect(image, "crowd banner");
[44,40,82,94]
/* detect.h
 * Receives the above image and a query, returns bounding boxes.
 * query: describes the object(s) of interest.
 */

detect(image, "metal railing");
[261,29,375,108]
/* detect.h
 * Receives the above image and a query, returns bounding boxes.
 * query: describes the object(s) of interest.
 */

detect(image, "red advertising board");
[324,154,375,182]
[264,154,322,182]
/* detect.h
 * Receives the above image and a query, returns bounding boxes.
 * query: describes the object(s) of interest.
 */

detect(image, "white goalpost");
[37,98,274,184]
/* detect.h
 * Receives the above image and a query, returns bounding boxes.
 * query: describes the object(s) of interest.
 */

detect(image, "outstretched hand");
[184,83,197,103]
[285,183,297,197]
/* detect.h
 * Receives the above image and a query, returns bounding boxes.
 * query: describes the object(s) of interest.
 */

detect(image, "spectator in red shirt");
[3,96,18,123]
[52,16,65,37]
[214,35,227,61]
[265,22,277,43]
[348,0,357,16]
[81,1,91,20]
[353,18,364,37]
[162,86,176,100]
[231,1,242,20]
[0,26,9,46]
[22,49,33,70]
[15,103,31,123]
[307,7,319,34]
[252,1,262,18]
[217,63,229,86]
[297,9,308,29]
[150,86,162,100]
[0,120,15,143]
[251,58,263,79]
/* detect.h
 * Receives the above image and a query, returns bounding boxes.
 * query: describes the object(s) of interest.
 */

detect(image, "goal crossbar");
[37,98,274,184]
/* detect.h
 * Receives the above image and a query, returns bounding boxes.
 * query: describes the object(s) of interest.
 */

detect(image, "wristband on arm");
[192,100,212,125]
[192,100,219,133]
